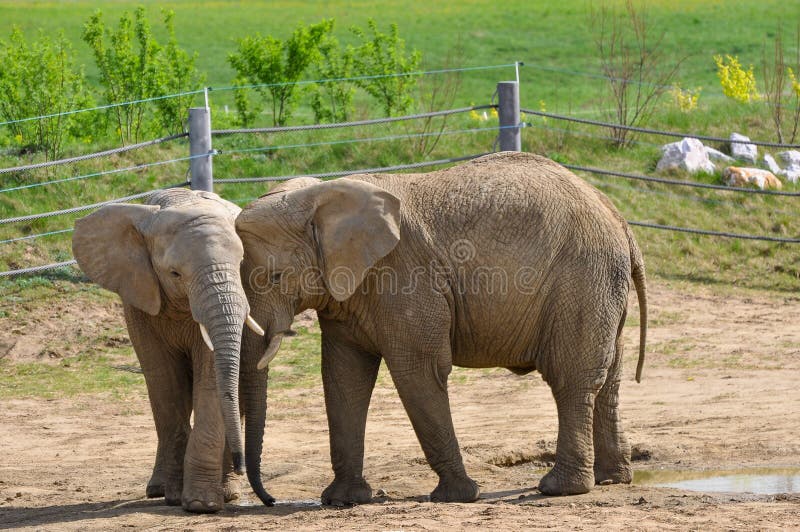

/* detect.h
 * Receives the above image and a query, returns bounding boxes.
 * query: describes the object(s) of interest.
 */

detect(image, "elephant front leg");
[181,360,227,513]
[221,442,242,502]
[135,343,192,505]
[387,354,479,503]
[320,334,380,506]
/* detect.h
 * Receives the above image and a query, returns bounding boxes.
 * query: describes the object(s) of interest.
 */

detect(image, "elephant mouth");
[197,316,265,351]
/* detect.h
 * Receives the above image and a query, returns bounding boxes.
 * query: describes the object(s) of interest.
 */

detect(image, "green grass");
[0,352,145,400]
[1,1,798,291]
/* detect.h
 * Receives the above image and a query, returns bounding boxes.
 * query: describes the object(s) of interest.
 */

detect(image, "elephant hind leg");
[538,369,605,496]
[592,322,632,485]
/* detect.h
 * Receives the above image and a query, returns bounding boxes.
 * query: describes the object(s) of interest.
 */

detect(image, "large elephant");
[236,152,647,504]
[71,188,274,512]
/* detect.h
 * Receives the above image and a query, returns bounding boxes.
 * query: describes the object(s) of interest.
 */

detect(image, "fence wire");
[213,106,495,136]
[520,107,800,149]
[216,153,490,184]
[216,126,507,158]
[0,153,199,194]
[628,221,800,243]
[0,228,74,245]
[210,63,518,93]
[0,182,188,225]
[564,163,800,197]
[0,133,188,175]
[0,259,78,278]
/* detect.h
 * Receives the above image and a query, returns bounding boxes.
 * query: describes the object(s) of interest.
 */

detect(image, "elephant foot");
[222,473,241,502]
[538,465,594,496]
[594,461,632,486]
[321,476,372,506]
[164,479,183,506]
[430,473,480,503]
[146,481,164,499]
[182,485,224,513]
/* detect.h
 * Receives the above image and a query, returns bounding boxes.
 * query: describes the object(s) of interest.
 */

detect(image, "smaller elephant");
[236,152,647,504]
[72,188,273,512]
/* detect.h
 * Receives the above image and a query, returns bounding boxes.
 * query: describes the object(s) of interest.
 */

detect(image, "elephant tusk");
[257,334,284,370]
[198,323,214,352]
[245,314,265,336]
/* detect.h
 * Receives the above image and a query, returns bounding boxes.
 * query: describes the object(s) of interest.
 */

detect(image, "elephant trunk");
[241,361,275,506]
[190,266,248,474]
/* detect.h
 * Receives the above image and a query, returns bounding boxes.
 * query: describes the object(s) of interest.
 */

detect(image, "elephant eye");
[270,271,282,284]
[170,270,181,279]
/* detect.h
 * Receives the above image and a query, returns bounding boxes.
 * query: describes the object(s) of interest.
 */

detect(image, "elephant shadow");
[0,497,322,528]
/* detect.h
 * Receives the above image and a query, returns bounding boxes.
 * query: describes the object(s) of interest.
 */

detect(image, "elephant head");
[236,177,401,368]
[71,189,264,479]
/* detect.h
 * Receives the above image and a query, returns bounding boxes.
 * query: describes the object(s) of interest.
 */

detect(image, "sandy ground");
[1,279,800,530]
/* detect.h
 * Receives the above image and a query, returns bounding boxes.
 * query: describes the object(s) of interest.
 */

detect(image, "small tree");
[591,0,682,147]
[229,20,334,126]
[0,28,92,159]
[350,19,422,117]
[761,27,800,143]
[410,43,464,156]
[149,10,204,135]
[83,7,201,143]
[309,29,355,123]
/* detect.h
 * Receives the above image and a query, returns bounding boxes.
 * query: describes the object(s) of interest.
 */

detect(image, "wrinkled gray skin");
[237,152,647,504]
[72,189,274,513]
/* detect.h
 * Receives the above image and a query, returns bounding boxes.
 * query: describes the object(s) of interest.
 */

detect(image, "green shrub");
[309,27,355,123]
[0,28,93,159]
[350,19,422,117]
[229,19,334,126]
[82,7,202,143]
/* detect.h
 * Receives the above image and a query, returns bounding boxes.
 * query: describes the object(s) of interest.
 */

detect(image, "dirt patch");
[1,280,800,530]
[0,295,124,364]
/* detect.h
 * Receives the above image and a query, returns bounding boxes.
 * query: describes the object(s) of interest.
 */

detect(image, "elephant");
[71,188,275,512]
[235,151,647,504]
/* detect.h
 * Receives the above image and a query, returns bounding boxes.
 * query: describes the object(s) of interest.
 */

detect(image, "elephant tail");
[627,226,647,383]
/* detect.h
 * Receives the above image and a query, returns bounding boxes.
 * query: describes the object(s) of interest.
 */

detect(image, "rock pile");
[656,132,799,189]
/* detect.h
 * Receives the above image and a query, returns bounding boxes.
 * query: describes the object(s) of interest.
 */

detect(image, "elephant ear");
[72,203,162,315]
[309,178,401,301]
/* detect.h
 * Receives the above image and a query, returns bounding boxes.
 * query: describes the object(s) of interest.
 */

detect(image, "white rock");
[777,150,800,166]
[705,146,735,164]
[730,133,758,164]
[763,153,782,174]
[778,165,800,184]
[656,137,716,175]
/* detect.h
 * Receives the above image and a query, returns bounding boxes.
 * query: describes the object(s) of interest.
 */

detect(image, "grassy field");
[1,1,799,399]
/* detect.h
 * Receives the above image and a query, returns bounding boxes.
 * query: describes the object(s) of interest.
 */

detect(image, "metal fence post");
[189,107,213,191]
[497,81,521,152]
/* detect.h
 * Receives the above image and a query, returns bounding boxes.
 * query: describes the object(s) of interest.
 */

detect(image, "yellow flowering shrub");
[714,54,759,103]
[669,86,701,112]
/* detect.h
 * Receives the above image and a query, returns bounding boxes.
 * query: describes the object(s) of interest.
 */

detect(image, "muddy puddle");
[635,467,800,495]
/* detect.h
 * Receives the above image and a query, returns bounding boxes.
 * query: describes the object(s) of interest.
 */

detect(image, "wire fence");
[1,62,799,279]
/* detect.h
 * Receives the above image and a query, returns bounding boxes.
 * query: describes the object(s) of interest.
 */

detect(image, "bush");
[82,7,202,144]
[309,28,355,123]
[0,28,93,159]
[229,19,334,126]
[714,54,759,104]
[350,19,422,117]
